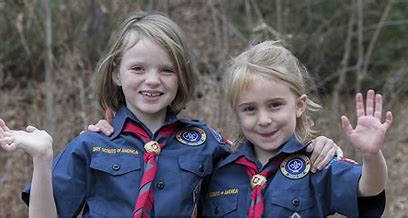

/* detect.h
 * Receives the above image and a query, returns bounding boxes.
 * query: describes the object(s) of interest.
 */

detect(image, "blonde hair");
[97,11,196,114]
[225,40,321,148]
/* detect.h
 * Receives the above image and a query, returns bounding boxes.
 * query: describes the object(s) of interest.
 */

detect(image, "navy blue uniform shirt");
[22,105,230,217]
[201,136,385,217]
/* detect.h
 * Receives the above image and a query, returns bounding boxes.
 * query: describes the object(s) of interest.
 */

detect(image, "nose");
[145,70,160,87]
[257,109,272,127]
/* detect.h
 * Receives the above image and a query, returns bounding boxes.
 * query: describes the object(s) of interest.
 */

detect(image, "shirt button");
[199,164,204,172]
[214,206,219,215]
[292,198,300,207]
[112,164,120,171]
[156,181,165,190]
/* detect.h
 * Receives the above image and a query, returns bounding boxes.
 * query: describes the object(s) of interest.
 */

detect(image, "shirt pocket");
[178,154,213,177]
[270,190,314,215]
[202,188,239,217]
[177,154,213,204]
[90,154,141,176]
[88,154,141,216]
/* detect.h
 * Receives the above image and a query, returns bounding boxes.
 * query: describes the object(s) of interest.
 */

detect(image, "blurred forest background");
[1,0,407,217]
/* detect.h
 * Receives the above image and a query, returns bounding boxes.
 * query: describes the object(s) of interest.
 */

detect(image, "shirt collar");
[110,105,203,139]
[218,135,309,168]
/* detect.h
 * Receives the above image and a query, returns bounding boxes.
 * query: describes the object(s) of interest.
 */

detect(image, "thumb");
[341,115,353,136]
[306,142,314,153]
[26,126,38,132]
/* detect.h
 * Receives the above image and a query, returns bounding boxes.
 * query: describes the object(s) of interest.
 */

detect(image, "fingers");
[0,119,10,131]
[316,146,337,170]
[341,115,353,136]
[374,94,383,120]
[334,144,344,159]
[306,143,314,153]
[313,139,336,172]
[383,111,393,130]
[365,89,375,116]
[355,93,365,118]
[309,136,325,173]
[87,124,101,133]
[88,120,114,136]
[0,135,17,152]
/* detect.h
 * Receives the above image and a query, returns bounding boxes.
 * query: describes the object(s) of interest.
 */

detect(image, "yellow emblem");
[144,141,161,155]
[250,174,267,189]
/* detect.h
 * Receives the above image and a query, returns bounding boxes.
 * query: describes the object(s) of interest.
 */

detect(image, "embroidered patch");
[206,188,238,198]
[92,146,138,155]
[280,154,311,179]
[176,127,206,146]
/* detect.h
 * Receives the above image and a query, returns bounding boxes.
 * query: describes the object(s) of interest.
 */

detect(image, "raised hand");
[0,119,53,160]
[341,90,393,155]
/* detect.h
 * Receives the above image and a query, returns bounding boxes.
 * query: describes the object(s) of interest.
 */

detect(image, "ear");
[112,72,121,86]
[296,94,307,118]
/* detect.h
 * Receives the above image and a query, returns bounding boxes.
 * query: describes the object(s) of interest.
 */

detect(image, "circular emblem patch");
[176,127,207,146]
[280,154,311,179]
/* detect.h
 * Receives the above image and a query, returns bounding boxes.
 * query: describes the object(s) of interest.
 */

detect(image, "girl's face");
[115,38,178,120]
[236,75,306,162]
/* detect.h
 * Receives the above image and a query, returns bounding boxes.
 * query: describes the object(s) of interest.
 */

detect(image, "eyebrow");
[237,97,286,107]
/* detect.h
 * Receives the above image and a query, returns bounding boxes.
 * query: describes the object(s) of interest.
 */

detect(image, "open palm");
[341,90,393,154]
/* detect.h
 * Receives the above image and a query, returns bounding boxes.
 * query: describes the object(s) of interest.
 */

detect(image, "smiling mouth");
[140,91,163,97]
[259,130,278,137]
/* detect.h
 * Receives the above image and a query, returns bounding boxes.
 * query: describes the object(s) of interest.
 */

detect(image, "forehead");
[237,75,295,103]
[120,38,174,66]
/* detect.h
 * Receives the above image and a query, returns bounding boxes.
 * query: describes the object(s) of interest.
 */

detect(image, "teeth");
[141,91,161,97]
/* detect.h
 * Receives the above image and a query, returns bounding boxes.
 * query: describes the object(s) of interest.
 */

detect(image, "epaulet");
[179,118,206,126]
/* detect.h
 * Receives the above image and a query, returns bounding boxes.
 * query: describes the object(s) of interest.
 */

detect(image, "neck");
[129,108,167,133]
[253,146,278,165]
[140,113,166,133]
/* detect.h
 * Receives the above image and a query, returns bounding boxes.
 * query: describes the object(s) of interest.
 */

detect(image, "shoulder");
[57,131,112,156]
[177,119,231,148]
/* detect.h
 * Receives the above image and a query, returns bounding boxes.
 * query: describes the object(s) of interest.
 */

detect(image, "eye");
[242,105,256,112]
[130,65,143,73]
[161,67,175,75]
[268,102,283,110]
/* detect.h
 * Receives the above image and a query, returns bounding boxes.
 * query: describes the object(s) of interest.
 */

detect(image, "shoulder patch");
[280,154,311,179]
[176,127,207,146]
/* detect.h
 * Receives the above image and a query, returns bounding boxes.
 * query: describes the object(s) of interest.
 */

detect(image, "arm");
[341,90,392,196]
[0,120,57,218]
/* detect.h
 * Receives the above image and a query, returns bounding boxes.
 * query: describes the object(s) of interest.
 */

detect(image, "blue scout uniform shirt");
[201,135,385,217]
[22,105,230,217]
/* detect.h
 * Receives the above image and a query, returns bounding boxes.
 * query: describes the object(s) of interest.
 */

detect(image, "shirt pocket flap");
[205,190,238,216]
[178,155,212,177]
[90,155,141,176]
[270,191,314,211]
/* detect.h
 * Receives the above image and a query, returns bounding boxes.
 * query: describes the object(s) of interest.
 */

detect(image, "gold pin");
[144,141,161,155]
[250,174,267,189]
